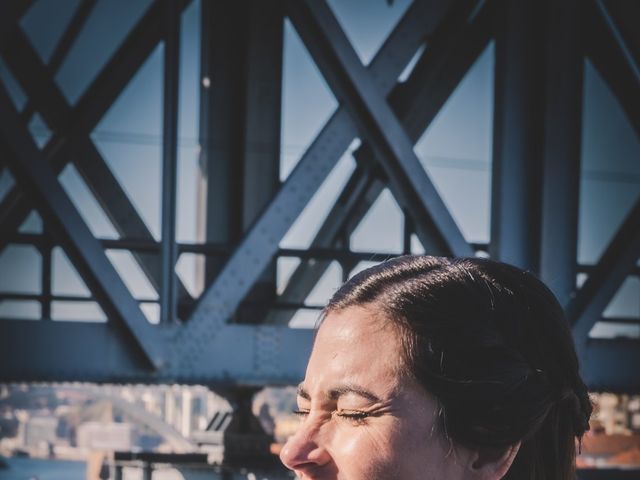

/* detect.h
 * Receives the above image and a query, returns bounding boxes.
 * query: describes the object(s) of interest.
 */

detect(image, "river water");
[0,457,295,480]
[0,458,85,480]
[0,458,186,480]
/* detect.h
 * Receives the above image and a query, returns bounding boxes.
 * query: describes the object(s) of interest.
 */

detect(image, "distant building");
[23,416,57,448]
[579,433,640,468]
[76,422,135,451]
[593,393,640,435]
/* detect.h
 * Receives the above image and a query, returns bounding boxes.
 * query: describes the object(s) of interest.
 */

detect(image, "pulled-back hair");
[325,256,592,480]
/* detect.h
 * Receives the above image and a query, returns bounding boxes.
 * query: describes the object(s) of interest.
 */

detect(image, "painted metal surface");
[288,0,473,259]
[0,83,166,368]
[171,0,453,375]
[0,0,195,314]
[538,0,583,307]
[0,0,637,392]
[490,0,543,271]
[569,199,640,381]
[160,0,181,324]
[269,0,494,325]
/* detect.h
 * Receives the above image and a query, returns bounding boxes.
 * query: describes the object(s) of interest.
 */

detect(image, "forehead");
[303,306,405,395]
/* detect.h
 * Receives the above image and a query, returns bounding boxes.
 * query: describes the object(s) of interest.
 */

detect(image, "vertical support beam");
[241,0,283,231]
[490,0,544,271]
[180,0,444,363]
[40,233,52,320]
[492,0,583,301]
[539,0,583,306]
[160,0,180,324]
[198,0,245,285]
[403,209,413,255]
[142,463,153,480]
[237,0,284,323]
[198,0,283,322]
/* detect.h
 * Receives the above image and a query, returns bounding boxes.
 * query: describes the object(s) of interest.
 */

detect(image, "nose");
[279,421,332,473]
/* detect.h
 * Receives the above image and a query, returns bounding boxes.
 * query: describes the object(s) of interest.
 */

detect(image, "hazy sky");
[0,0,638,334]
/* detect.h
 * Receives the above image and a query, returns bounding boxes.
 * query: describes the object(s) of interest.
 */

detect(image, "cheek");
[335,419,452,480]
[328,421,409,478]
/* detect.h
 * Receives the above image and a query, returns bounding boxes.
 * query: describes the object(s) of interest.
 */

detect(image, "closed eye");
[292,409,373,425]
[335,410,371,424]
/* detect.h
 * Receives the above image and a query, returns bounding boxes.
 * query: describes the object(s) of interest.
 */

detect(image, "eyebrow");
[296,383,382,403]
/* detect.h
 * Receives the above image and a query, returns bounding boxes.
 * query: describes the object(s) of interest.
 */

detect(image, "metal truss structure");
[0,0,639,395]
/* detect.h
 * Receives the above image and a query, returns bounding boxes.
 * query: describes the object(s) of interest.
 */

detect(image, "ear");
[467,442,521,480]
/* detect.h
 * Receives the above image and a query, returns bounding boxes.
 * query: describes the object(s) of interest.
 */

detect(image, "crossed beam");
[0,0,194,314]
[268,0,494,325]
[1,0,460,380]
[1,0,638,384]
[568,199,640,346]
[569,195,640,390]
[583,0,640,140]
[168,0,640,380]
[167,0,477,374]
[0,80,166,368]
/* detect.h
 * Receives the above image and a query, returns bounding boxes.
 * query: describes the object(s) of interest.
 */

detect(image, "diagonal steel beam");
[20,0,98,123]
[175,0,455,368]
[0,1,33,49]
[269,0,494,325]
[47,0,98,73]
[265,165,381,324]
[0,0,194,312]
[0,0,191,249]
[584,0,640,139]
[0,83,165,369]
[0,30,69,130]
[288,0,473,259]
[386,0,496,143]
[568,198,640,347]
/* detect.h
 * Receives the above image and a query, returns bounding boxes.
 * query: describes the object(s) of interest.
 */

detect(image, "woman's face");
[279,305,472,480]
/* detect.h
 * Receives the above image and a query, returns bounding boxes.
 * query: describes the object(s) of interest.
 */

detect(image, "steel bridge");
[0,0,639,455]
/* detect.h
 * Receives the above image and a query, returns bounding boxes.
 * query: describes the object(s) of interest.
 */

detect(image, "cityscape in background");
[0,0,638,478]
[1,383,640,471]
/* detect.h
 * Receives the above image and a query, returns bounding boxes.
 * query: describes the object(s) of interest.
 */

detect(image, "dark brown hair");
[324,256,592,480]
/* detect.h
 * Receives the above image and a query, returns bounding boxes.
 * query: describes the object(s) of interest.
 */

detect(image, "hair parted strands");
[324,256,592,480]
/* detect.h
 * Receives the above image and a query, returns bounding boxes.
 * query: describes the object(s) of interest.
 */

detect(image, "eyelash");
[292,409,370,424]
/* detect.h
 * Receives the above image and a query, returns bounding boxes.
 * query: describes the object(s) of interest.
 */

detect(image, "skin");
[280,305,519,480]
[280,306,469,479]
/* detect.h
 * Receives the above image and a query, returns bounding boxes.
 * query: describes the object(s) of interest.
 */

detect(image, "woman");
[280,256,592,479]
